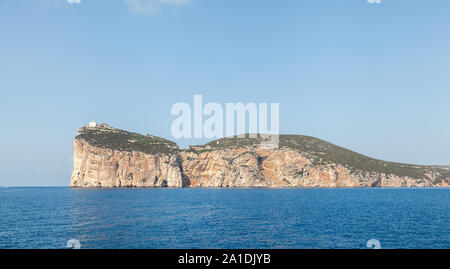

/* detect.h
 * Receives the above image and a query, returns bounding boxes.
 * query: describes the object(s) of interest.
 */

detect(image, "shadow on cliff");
[181,168,191,188]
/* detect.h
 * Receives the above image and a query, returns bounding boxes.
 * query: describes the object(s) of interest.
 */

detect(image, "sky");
[0,0,449,186]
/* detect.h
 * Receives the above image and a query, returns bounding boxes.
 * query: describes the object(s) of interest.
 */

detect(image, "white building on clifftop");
[88,121,97,128]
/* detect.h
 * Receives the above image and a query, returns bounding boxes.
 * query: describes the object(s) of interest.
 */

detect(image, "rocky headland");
[70,124,450,188]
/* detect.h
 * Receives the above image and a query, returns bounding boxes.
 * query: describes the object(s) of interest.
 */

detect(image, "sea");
[0,187,448,249]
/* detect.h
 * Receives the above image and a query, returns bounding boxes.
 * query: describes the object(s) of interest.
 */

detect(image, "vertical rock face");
[70,124,186,188]
[70,139,185,188]
[70,125,450,188]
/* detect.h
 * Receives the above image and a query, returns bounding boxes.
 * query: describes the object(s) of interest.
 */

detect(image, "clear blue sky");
[1,0,449,186]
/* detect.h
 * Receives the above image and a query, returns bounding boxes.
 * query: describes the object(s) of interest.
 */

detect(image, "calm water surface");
[0,187,449,249]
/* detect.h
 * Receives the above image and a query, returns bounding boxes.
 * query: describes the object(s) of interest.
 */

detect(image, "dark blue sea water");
[0,187,448,249]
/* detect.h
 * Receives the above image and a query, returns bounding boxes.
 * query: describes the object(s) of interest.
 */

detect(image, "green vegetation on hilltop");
[76,124,179,155]
[202,134,266,150]
[279,135,450,180]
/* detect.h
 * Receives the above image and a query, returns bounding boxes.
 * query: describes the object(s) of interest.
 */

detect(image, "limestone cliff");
[70,124,450,188]
[70,124,186,188]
